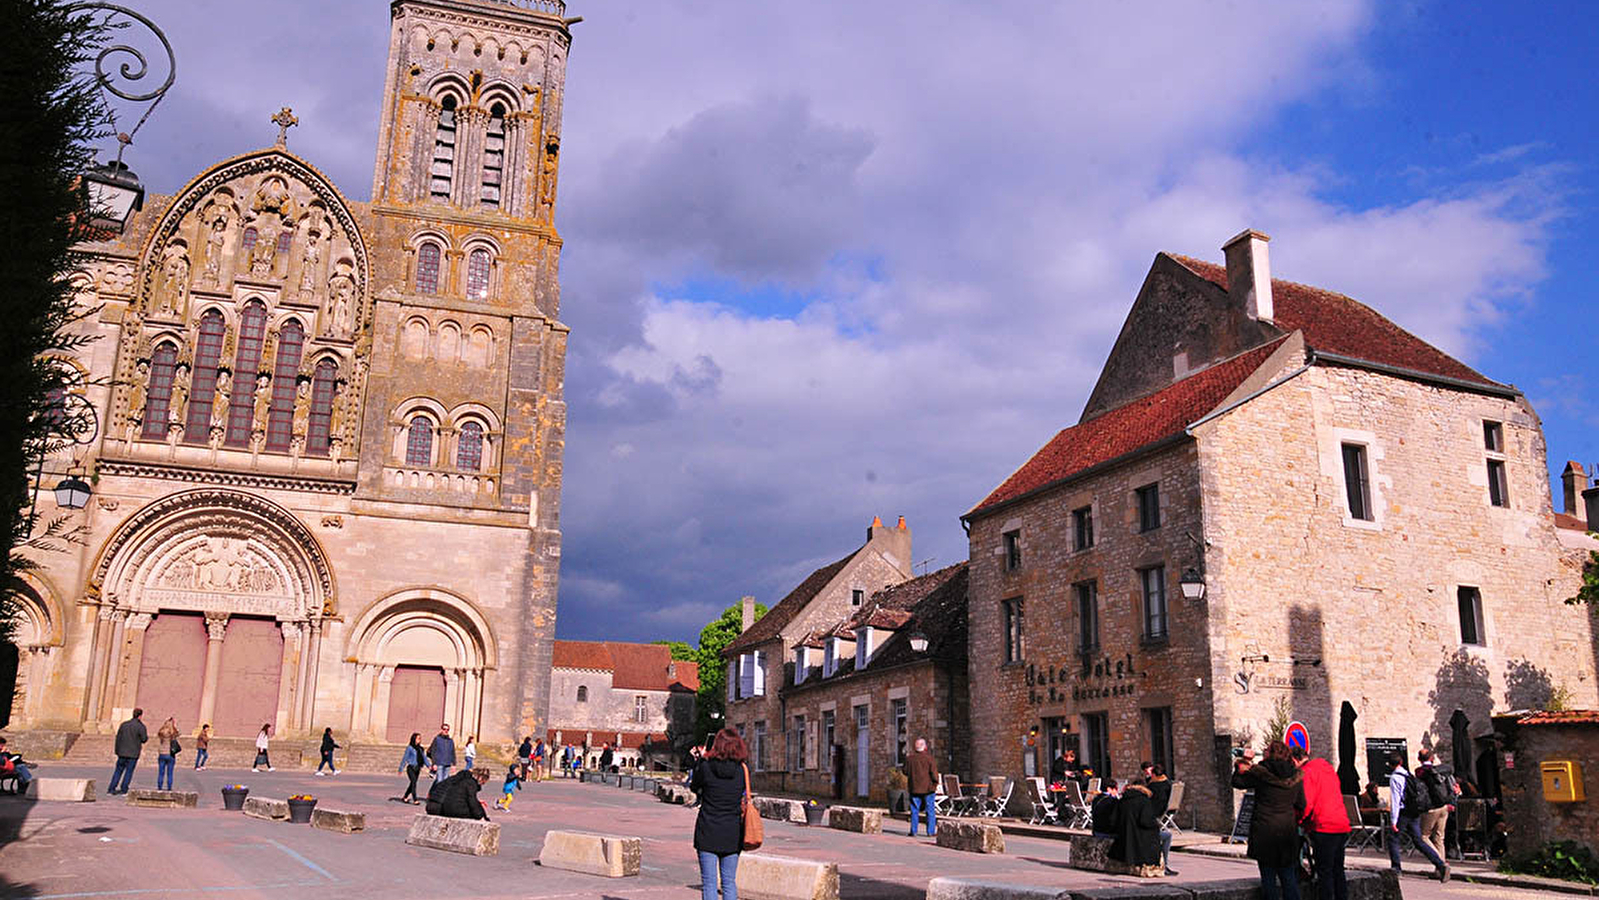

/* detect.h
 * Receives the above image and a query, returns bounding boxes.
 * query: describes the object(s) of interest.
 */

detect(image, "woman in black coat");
[690,728,750,900]
[1231,743,1307,900]
[1109,781,1161,867]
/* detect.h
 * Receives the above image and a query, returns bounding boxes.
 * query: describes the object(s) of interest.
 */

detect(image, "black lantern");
[53,475,92,510]
[908,632,929,653]
[82,161,146,234]
[1179,566,1206,600]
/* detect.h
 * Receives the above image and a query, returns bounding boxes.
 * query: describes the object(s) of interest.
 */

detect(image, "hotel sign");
[1026,652,1142,705]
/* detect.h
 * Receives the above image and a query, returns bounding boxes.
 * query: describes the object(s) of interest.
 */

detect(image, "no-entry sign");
[1285,721,1309,750]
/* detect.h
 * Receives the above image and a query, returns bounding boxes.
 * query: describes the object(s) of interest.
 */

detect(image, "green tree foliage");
[692,600,766,742]
[1565,549,1599,607]
[1261,695,1294,746]
[652,640,697,661]
[0,0,111,641]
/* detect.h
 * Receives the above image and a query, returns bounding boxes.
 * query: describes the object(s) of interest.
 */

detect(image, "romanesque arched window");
[275,229,293,257]
[183,310,226,443]
[306,358,338,457]
[457,420,483,471]
[466,248,490,299]
[416,242,441,294]
[264,319,304,452]
[481,105,505,209]
[430,96,457,201]
[142,342,179,439]
[241,226,258,258]
[577,685,588,703]
[405,415,434,467]
[224,301,268,447]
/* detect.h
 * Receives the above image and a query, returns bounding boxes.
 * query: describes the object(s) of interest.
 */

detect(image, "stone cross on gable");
[271,107,298,147]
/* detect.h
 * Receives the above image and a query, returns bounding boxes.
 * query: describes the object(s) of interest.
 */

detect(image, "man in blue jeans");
[904,738,939,837]
[428,724,456,782]
[1387,752,1450,883]
[108,708,147,795]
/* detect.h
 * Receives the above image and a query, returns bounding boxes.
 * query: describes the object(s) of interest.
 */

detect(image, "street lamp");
[908,632,929,653]
[53,475,92,510]
[81,160,145,233]
[1179,566,1206,601]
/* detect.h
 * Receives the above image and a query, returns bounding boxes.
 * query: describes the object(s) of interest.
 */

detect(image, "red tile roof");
[725,553,856,655]
[1516,710,1599,726]
[1170,254,1502,388]
[552,640,692,692]
[671,661,700,693]
[969,340,1284,516]
[1554,512,1591,532]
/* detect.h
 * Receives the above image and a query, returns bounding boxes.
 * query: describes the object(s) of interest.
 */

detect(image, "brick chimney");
[1562,461,1586,517]
[740,595,755,632]
[1223,228,1273,322]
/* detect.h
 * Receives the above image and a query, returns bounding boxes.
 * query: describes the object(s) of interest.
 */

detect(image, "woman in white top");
[464,736,477,771]
[252,724,275,772]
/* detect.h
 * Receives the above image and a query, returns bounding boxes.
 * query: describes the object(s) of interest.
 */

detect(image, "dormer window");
[855,626,874,669]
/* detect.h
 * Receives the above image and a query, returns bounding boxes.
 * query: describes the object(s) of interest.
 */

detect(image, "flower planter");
[221,787,249,811]
[804,804,827,826]
[287,798,318,824]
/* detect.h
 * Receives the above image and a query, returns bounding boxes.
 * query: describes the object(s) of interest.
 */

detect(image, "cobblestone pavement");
[0,764,1570,900]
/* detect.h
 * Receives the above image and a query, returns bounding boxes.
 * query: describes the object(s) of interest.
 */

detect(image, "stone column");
[444,668,462,733]
[196,613,229,729]
[298,620,322,730]
[276,622,303,734]
[371,666,396,741]
[462,668,480,741]
[351,663,373,737]
[111,612,151,718]
[83,608,118,729]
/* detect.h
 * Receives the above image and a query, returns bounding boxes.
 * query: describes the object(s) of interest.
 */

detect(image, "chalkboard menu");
[1227,790,1255,844]
[1365,737,1408,786]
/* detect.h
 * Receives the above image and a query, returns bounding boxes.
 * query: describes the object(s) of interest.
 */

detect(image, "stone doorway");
[213,617,283,738]
[385,665,445,744]
[136,611,207,729]
[0,641,17,729]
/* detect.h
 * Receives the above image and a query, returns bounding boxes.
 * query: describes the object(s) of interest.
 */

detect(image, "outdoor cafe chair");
[1086,777,1101,795]
[1344,795,1381,853]
[980,777,1014,817]
[1061,779,1093,829]
[1454,798,1490,861]
[1158,780,1185,833]
[941,774,973,817]
[1025,777,1060,826]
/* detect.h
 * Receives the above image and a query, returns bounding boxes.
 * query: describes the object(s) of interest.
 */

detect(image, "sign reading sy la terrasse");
[1027,653,1143,706]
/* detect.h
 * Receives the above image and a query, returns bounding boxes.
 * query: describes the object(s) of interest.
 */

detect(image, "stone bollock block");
[310,807,366,833]
[926,879,1066,900]
[753,796,806,824]
[935,820,1005,854]
[736,852,839,900]
[1183,878,1265,900]
[826,806,882,834]
[25,778,95,802]
[1065,834,1162,878]
[125,789,198,808]
[405,813,499,856]
[242,796,289,821]
[537,830,641,877]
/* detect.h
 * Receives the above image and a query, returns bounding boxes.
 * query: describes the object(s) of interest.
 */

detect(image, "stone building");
[546,640,699,769]
[962,229,1599,830]
[1491,709,1599,858]
[2,0,576,754]
[723,517,915,792]
[777,562,968,803]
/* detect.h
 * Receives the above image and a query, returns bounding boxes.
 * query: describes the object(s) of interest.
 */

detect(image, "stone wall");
[1494,717,1599,857]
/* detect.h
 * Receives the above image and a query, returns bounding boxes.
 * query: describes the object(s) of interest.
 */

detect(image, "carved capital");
[377,666,396,684]
[281,621,304,642]
[126,612,154,630]
[204,612,229,641]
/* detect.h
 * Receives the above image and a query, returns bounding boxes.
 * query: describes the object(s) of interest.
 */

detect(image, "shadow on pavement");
[0,796,41,899]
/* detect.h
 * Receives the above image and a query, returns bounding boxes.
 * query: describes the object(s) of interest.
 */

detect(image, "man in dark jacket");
[1090,783,1121,838]
[427,724,456,781]
[432,768,490,819]
[600,743,615,772]
[1109,780,1161,868]
[1141,761,1178,875]
[903,737,939,837]
[108,708,148,795]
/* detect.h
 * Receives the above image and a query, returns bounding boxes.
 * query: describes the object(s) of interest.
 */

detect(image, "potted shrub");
[887,769,909,814]
[803,798,827,826]
[287,793,317,824]
[221,784,249,811]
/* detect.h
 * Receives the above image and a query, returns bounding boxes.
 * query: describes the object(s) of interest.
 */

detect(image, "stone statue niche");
[323,260,357,339]
[296,205,328,301]
[248,176,296,278]
[152,240,191,319]
[198,190,236,283]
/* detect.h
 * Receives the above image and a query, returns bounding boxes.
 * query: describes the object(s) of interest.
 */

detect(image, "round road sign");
[1285,721,1309,750]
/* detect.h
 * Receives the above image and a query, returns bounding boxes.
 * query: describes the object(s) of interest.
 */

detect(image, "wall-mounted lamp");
[908,632,929,653]
[1179,566,1206,600]
[1242,653,1270,664]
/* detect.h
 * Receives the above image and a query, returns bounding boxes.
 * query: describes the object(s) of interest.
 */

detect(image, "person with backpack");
[1416,748,1458,861]
[1386,751,1449,882]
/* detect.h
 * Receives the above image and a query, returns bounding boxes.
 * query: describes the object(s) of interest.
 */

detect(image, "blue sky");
[110,1,1597,643]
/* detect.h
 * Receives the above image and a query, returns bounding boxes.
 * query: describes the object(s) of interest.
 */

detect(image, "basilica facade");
[3,0,575,750]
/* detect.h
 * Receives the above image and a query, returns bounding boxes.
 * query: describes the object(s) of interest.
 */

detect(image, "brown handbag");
[741,763,764,850]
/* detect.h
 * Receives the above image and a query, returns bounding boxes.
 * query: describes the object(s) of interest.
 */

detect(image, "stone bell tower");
[361,0,575,738]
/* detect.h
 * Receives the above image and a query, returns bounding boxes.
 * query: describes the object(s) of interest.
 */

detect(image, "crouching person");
[431,767,491,820]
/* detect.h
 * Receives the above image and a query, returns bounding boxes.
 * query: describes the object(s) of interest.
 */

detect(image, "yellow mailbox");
[1541,760,1586,803]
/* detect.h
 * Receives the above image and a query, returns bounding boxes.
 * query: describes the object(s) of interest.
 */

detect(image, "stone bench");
[405,814,499,856]
[826,805,882,834]
[1065,834,1162,878]
[311,807,365,833]
[242,796,289,821]
[737,852,839,900]
[25,778,95,802]
[935,820,1004,854]
[125,789,198,809]
[926,878,1066,900]
[752,796,806,824]
[537,830,641,877]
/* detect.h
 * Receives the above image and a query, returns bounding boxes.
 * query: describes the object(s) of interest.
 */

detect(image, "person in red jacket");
[1292,746,1352,900]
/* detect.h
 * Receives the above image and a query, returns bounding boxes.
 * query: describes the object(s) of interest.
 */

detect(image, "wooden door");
[386,666,445,745]
[135,611,206,729]
[855,705,870,798]
[213,617,282,737]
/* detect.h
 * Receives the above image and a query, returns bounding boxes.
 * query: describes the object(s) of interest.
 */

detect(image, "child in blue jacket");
[493,762,522,810]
